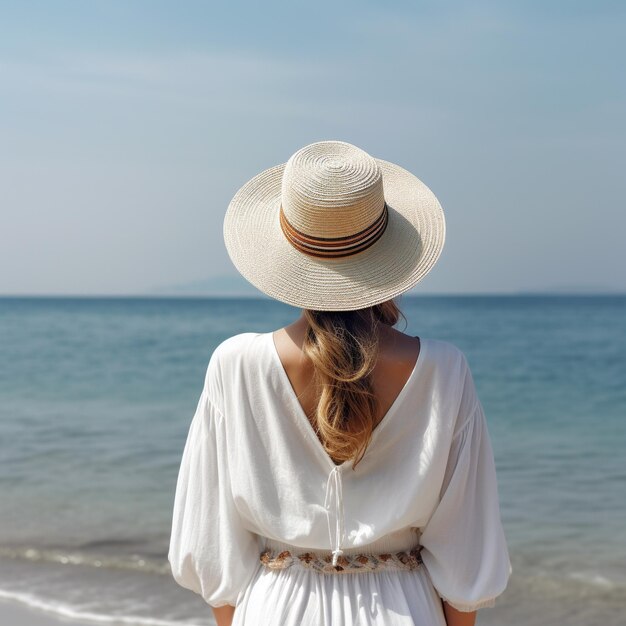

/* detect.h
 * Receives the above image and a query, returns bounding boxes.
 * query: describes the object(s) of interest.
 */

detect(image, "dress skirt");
[232,535,448,626]
[233,563,448,626]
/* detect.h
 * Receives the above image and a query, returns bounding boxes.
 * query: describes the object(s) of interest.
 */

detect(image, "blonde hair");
[301,300,405,468]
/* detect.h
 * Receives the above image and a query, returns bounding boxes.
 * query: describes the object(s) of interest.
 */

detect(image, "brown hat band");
[279,204,389,259]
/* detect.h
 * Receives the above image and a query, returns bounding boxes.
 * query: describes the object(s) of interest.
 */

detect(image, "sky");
[1,0,624,296]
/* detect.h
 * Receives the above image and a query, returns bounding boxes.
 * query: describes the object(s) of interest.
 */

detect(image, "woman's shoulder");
[208,332,266,368]
[213,331,263,354]
[417,338,474,397]
[202,332,267,398]
[421,337,469,370]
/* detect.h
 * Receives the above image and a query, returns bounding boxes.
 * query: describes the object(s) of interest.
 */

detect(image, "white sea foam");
[0,588,197,626]
[0,545,169,575]
[567,571,617,589]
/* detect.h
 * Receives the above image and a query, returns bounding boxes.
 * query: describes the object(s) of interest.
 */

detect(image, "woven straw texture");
[223,141,445,311]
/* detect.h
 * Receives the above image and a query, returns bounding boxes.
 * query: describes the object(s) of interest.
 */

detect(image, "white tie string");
[324,465,345,567]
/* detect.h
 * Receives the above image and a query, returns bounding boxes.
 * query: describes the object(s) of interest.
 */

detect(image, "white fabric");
[168,332,512,625]
[324,465,346,566]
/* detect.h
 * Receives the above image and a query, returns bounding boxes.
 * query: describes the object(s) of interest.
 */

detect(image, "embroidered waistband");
[260,546,423,575]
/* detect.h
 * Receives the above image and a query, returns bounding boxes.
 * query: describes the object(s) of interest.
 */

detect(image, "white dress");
[168,332,512,625]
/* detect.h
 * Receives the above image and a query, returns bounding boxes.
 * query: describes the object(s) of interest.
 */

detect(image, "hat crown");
[281,141,385,238]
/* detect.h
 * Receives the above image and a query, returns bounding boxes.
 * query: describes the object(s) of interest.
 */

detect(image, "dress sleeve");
[419,360,512,612]
[167,359,260,607]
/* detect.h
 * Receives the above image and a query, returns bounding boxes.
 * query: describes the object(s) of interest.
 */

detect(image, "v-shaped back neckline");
[267,331,426,471]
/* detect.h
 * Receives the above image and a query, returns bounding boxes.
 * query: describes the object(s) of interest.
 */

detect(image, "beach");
[1,295,625,626]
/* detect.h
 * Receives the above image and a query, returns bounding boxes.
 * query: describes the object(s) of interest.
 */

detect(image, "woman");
[168,141,512,626]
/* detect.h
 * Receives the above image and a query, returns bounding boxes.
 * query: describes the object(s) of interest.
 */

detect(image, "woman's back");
[168,330,512,625]
[273,319,422,450]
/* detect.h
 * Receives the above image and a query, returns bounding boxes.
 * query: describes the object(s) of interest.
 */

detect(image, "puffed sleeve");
[167,355,260,607]
[419,359,512,612]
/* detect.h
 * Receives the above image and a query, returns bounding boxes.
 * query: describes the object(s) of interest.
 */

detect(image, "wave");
[567,571,620,590]
[0,589,197,626]
[0,544,170,575]
[514,568,626,601]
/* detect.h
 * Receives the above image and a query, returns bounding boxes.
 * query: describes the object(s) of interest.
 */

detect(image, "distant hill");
[148,274,267,297]
[513,284,623,295]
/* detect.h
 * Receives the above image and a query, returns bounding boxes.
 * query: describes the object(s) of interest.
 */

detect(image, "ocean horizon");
[1,294,625,625]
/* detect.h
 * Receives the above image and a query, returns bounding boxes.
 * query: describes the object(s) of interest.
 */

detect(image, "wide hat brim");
[223,158,446,311]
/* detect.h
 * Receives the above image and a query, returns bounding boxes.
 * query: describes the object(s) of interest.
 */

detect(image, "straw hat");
[223,141,445,311]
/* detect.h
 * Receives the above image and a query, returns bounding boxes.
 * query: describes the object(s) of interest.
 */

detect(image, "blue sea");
[0,295,625,626]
